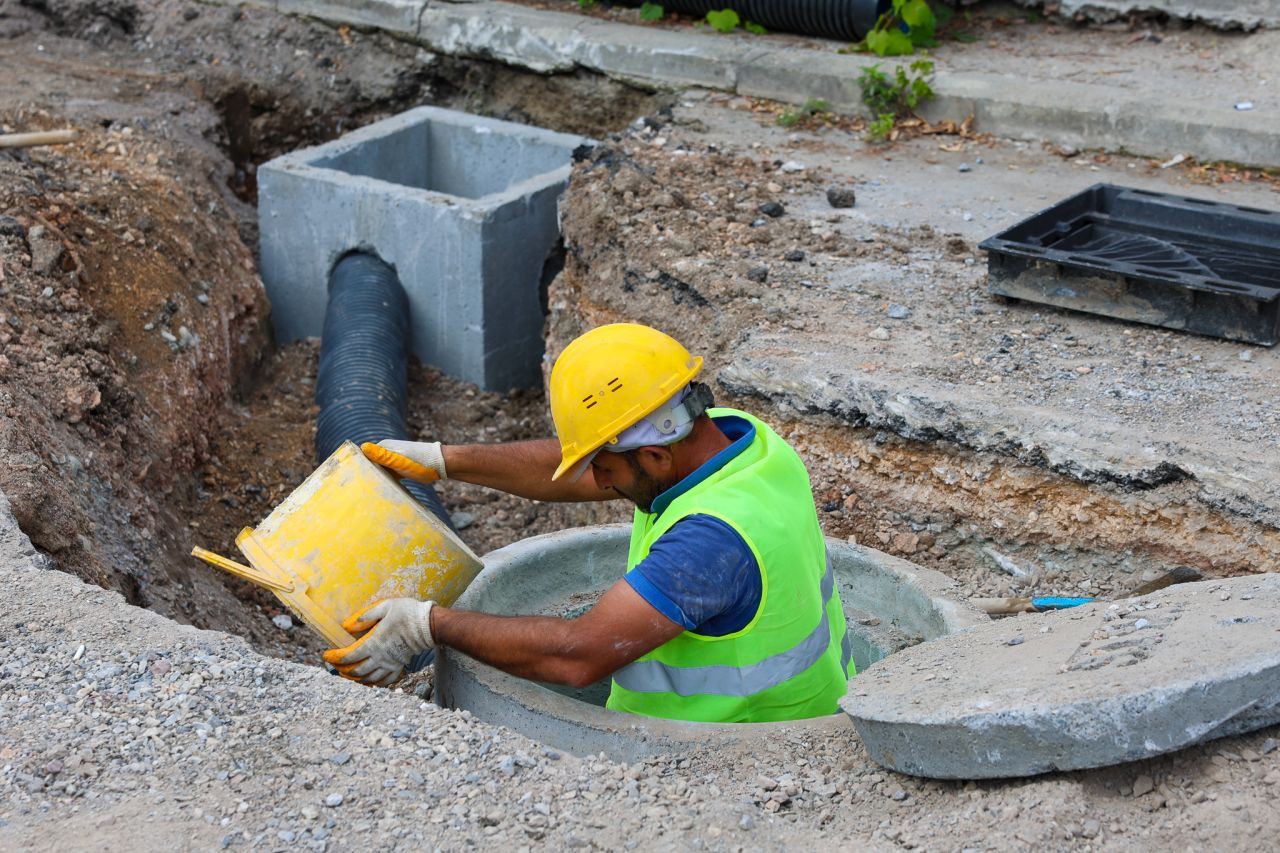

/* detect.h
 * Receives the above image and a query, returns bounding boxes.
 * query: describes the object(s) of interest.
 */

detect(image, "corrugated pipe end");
[315,252,456,532]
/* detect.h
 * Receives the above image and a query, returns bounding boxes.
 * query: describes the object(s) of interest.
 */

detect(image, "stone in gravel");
[779,161,805,173]
[324,793,344,807]
[1082,819,1101,838]
[826,187,857,208]
[329,751,351,765]
[1239,351,1253,362]
[869,327,890,341]
[886,304,911,320]
[891,789,908,801]
[1262,737,1277,754]
[28,225,64,275]
[452,511,475,530]
[739,814,755,830]
[0,215,25,237]
[758,201,785,218]
[1007,636,1025,646]
[784,249,806,262]
[746,265,768,283]
[958,163,972,173]
[272,614,293,631]
[1132,775,1155,796]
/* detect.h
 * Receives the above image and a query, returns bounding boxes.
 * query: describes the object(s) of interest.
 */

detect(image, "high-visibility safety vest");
[606,408,854,723]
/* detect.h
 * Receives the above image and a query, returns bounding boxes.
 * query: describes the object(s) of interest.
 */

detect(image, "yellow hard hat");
[549,323,703,481]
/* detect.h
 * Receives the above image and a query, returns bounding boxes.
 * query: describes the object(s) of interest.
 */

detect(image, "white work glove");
[360,440,447,483]
[322,598,436,687]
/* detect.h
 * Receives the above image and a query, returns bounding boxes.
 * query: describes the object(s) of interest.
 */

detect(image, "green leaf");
[952,31,979,42]
[706,9,740,33]
[866,28,914,56]
[640,2,664,21]
[867,112,896,142]
[744,20,767,34]
[899,0,932,28]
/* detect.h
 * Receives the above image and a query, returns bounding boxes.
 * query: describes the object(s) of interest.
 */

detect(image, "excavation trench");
[7,4,1276,751]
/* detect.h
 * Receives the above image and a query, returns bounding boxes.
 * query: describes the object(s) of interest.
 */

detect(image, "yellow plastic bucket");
[192,440,483,647]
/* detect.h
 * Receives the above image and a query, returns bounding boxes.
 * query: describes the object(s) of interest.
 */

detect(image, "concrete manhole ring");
[435,524,988,761]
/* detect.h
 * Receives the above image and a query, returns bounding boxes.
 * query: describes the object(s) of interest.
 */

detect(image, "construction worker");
[324,323,854,722]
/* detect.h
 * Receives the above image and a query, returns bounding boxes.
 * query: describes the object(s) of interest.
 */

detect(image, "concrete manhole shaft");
[435,524,987,761]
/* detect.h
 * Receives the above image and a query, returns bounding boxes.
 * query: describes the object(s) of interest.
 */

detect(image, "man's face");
[589,449,674,513]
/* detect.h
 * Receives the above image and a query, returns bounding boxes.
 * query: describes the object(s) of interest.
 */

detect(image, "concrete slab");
[275,0,423,36]
[1047,0,1280,29]
[841,573,1280,779]
[258,106,587,390]
[718,325,1280,530]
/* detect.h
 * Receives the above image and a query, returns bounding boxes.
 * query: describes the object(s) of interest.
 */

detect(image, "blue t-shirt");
[622,415,763,637]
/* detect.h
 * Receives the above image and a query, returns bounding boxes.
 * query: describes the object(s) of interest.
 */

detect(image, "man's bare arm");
[442,439,617,503]
[431,580,684,687]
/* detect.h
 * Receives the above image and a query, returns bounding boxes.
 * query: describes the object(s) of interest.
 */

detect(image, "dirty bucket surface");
[841,573,1280,779]
[232,441,482,647]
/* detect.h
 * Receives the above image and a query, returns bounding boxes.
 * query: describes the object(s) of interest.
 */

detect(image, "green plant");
[639,2,664,21]
[857,59,935,140]
[867,112,896,141]
[577,0,595,7]
[853,0,937,56]
[706,8,740,32]
[777,97,830,127]
[702,9,765,34]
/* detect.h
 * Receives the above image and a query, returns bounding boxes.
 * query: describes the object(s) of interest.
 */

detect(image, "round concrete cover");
[841,574,1280,779]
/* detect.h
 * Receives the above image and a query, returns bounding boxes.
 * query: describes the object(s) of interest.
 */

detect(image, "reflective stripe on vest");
[613,551,852,697]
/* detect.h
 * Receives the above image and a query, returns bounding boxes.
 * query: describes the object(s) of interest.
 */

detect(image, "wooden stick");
[0,129,79,149]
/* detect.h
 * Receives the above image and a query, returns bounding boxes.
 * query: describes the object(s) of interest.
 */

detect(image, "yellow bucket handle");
[191,546,294,593]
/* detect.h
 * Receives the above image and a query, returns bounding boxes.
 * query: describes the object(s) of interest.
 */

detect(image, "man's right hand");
[361,440,447,483]
[323,598,436,687]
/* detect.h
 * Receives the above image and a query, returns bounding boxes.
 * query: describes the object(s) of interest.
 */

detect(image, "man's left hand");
[323,598,436,687]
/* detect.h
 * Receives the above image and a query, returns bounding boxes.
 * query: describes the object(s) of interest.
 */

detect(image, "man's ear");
[634,445,674,475]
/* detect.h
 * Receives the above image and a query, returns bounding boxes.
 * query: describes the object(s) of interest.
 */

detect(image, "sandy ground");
[1,0,1278,849]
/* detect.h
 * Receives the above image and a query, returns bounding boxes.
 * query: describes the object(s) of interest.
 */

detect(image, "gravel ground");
[3,491,1279,851]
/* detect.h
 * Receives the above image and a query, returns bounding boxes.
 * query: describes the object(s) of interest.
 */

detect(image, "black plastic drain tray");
[980,183,1280,345]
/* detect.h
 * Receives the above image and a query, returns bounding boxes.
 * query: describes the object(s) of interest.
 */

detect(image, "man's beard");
[613,451,674,513]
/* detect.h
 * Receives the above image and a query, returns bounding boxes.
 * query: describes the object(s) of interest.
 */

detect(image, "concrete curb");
[211,0,1280,169]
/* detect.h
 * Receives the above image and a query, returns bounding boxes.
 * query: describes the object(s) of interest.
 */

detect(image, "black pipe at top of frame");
[315,252,457,534]
[655,0,890,42]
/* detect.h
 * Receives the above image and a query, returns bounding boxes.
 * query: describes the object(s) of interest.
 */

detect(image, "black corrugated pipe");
[315,252,457,533]
[655,0,890,41]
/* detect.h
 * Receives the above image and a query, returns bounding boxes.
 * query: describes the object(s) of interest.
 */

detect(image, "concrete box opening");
[436,525,988,761]
[312,117,583,201]
[258,106,590,391]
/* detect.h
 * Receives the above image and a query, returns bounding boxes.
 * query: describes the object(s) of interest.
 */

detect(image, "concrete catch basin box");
[258,107,590,390]
[435,525,988,762]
